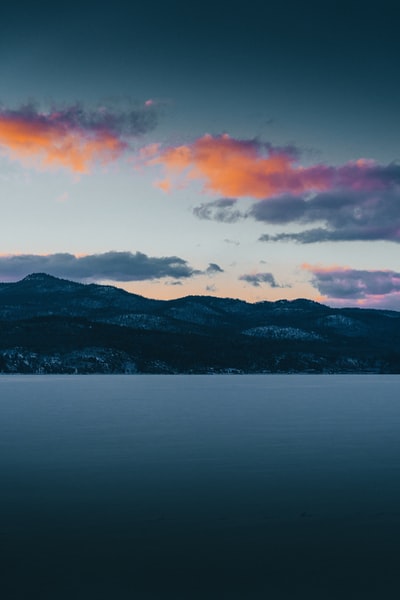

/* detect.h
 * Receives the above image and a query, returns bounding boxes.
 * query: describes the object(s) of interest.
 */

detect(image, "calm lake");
[1,374,400,599]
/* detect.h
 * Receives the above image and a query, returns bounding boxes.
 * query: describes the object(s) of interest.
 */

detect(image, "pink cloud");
[304,264,400,310]
[146,134,400,199]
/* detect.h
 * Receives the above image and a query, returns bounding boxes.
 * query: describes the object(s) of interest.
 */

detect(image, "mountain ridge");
[0,273,399,374]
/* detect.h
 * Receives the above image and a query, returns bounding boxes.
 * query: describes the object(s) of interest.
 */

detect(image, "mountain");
[0,273,399,374]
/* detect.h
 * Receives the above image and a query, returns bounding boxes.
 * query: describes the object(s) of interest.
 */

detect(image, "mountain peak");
[18,273,83,290]
[22,273,60,282]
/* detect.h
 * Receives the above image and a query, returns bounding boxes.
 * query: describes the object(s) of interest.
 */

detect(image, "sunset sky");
[1,0,399,308]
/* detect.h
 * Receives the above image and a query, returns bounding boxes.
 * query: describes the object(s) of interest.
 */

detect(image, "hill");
[0,273,399,373]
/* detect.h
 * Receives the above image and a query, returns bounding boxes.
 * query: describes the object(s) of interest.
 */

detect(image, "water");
[1,374,400,599]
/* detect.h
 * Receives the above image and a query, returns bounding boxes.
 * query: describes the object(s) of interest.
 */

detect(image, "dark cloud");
[256,188,400,243]
[191,175,400,245]
[206,263,224,275]
[0,101,157,137]
[239,272,281,288]
[224,238,240,246]
[0,251,201,282]
[305,265,400,300]
[259,229,351,244]
[193,198,245,223]
[249,194,307,224]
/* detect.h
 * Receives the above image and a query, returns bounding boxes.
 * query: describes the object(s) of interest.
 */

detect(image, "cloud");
[206,263,224,275]
[146,134,400,200]
[193,198,244,223]
[224,238,240,246]
[0,101,157,173]
[0,251,202,282]
[256,189,400,243]
[147,134,331,198]
[239,272,282,288]
[250,194,307,224]
[145,134,400,244]
[304,264,400,309]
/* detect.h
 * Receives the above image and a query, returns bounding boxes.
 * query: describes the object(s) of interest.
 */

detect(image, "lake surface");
[1,374,400,599]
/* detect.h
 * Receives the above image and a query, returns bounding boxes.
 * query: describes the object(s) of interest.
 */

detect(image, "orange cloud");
[302,263,350,273]
[148,134,335,198]
[0,114,125,173]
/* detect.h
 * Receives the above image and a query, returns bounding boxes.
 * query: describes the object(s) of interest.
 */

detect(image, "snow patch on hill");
[242,326,323,341]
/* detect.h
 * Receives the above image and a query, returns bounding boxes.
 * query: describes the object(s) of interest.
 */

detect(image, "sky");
[1,0,400,308]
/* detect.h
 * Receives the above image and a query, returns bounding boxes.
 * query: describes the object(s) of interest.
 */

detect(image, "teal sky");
[1,0,400,307]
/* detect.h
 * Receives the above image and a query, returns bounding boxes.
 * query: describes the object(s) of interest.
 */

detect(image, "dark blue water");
[1,374,400,599]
